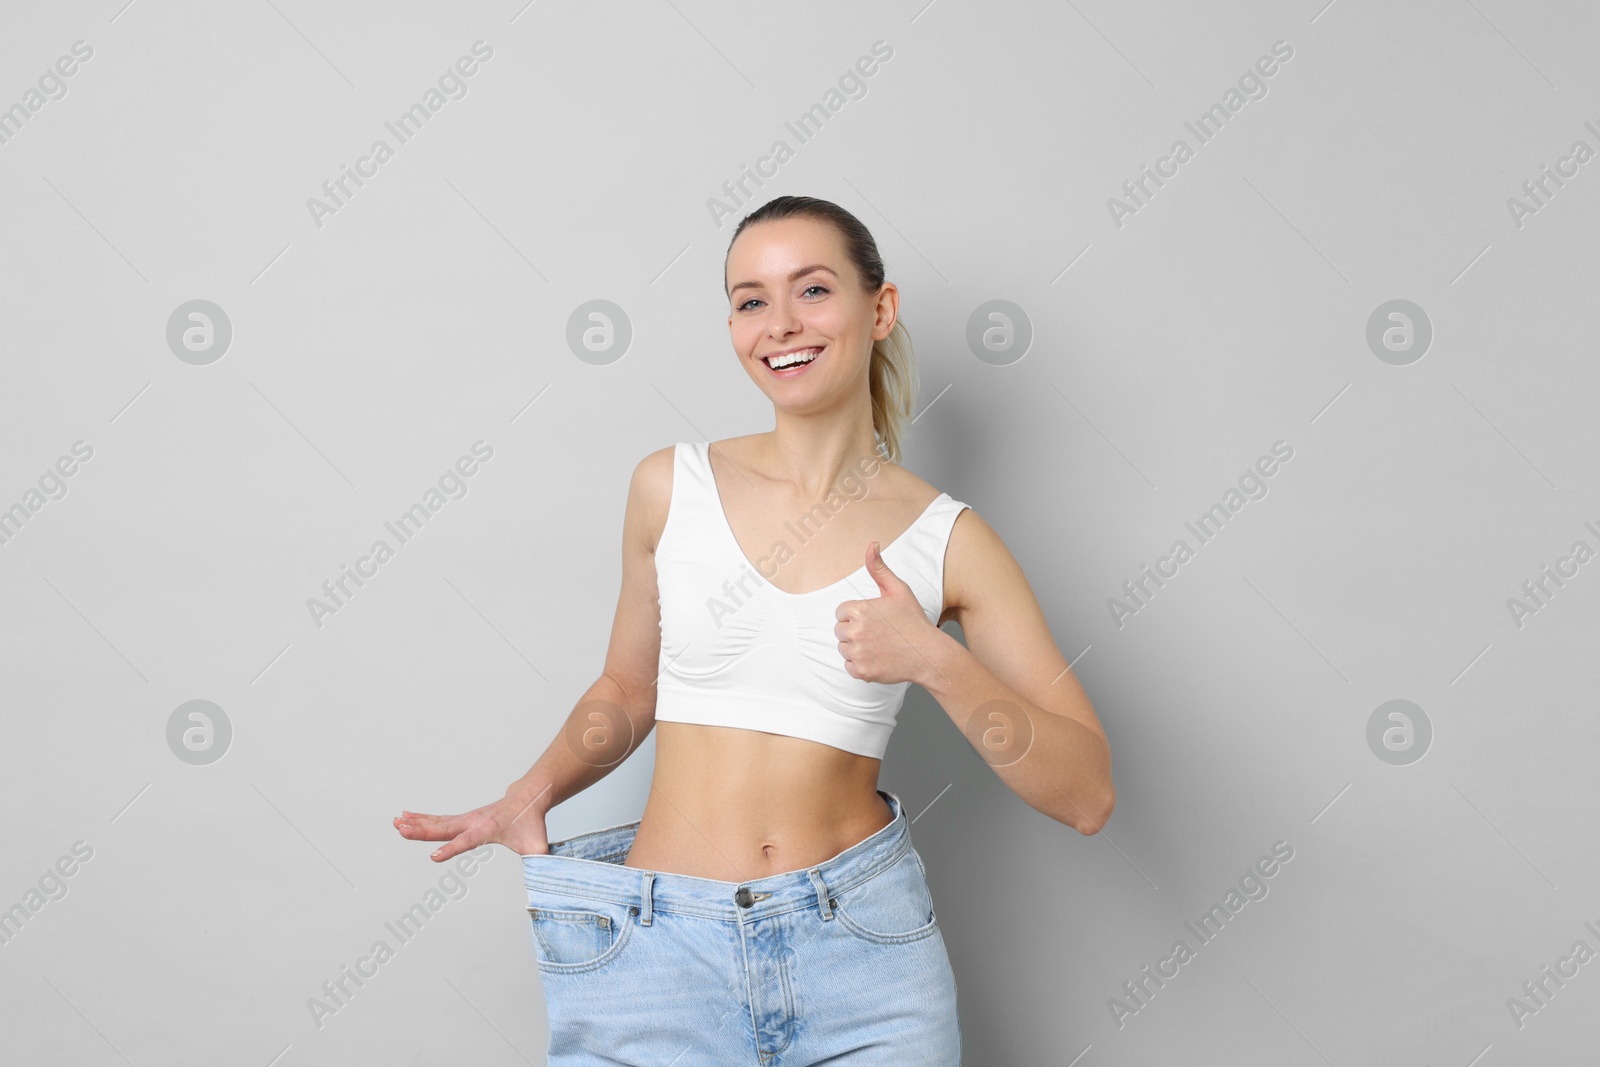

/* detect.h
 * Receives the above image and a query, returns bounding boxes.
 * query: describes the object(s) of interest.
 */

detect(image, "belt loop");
[807,866,833,920]
[639,870,655,926]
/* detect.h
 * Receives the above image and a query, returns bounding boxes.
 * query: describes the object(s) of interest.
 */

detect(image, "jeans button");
[735,886,754,908]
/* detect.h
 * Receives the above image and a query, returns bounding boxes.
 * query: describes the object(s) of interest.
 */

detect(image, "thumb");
[866,541,912,596]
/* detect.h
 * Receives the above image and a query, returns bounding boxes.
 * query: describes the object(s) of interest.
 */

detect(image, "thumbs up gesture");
[835,540,938,686]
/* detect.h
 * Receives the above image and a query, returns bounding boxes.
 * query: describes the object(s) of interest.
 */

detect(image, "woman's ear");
[873,282,899,341]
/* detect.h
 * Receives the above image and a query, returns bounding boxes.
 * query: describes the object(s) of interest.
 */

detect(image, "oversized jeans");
[521,789,962,1065]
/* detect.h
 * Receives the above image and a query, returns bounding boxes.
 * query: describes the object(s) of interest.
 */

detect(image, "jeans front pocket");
[526,895,636,974]
[830,846,939,946]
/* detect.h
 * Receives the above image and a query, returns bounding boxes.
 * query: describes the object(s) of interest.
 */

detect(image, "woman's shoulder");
[865,455,959,514]
[628,443,680,551]
[633,442,678,485]
[627,436,760,543]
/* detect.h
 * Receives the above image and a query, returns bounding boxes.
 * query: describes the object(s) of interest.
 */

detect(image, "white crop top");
[653,440,970,759]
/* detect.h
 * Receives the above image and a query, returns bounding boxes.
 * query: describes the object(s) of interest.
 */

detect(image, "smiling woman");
[397,194,1114,1066]
[722,197,920,465]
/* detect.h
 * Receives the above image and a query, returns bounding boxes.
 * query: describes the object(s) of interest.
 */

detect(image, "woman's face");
[724,217,894,416]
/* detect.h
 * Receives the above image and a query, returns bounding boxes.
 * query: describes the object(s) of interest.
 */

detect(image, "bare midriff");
[622,720,895,882]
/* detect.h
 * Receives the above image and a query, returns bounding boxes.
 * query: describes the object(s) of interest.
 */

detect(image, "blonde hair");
[725,196,919,464]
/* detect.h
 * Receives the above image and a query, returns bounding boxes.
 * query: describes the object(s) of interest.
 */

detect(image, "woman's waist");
[624,780,895,881]
[524,790,913,921]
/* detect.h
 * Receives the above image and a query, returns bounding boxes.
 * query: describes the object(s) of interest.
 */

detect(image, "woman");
[395,195,1115,1064]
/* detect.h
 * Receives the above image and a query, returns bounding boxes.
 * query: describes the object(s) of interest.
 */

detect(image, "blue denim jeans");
[521,789,961,1065]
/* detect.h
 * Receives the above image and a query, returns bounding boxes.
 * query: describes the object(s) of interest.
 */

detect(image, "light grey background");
[2,1,1597,1063]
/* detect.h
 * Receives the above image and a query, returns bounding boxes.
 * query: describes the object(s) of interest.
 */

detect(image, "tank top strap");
[673,439,716,503]
[657,441,720,556]
[886,493,970,625]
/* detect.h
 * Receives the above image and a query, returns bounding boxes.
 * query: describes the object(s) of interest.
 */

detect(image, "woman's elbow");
[1077,782,1115,836]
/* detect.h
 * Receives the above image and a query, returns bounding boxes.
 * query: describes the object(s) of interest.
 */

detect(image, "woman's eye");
[734,285,826,312]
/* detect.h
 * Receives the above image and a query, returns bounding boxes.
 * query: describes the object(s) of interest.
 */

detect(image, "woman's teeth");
[765,347,822,369]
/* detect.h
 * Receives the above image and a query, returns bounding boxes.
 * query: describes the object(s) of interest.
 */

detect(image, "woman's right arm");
[395,445,674,860]
[501,444,674,817]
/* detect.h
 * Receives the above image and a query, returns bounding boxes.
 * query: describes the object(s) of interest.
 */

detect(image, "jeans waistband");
[521,789,913,923]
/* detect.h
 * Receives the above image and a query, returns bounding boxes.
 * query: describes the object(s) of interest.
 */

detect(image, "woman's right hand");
[394,790,553,862]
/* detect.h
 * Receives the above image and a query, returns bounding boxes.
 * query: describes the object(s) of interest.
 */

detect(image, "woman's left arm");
[842,508,1115,834]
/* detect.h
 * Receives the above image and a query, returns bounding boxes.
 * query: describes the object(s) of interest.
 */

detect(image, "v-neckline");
[701,442,946,599]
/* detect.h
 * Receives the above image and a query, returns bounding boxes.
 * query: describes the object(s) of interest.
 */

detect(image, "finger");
[865,541,913,596]
[394,812,463,842]
[431,830,485,863]
[394,812,442,835]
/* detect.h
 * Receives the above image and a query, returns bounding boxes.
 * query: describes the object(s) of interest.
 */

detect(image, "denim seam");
[525,837,917,923]
[832,906,939,946]
[529,907,636,974]
[772,912,798,1056]
[827,843,938,945]
[545,819,644,852]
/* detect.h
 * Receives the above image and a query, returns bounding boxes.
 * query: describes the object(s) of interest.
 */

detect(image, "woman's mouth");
[761,346,823,378]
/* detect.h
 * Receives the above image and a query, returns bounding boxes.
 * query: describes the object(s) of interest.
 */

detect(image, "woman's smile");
[760,343,825,379]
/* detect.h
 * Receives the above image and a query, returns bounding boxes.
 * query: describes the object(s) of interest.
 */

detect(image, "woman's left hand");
[835,541,945,687]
